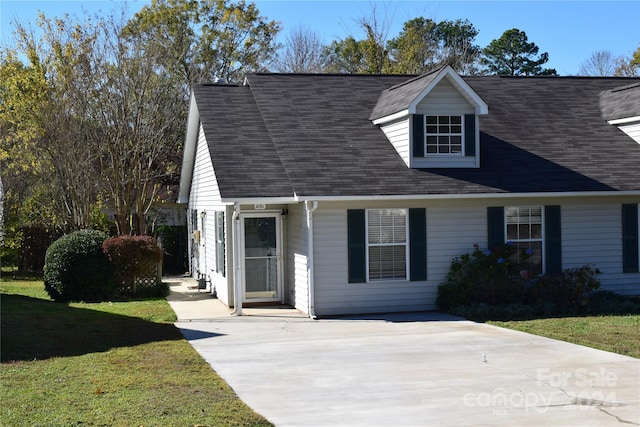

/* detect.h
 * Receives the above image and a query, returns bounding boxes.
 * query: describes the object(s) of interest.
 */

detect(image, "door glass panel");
[245,258,277,296]
[244,217,278,300]
[244,217,276,257]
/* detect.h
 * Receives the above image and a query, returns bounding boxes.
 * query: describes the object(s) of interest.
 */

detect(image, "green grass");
[1,278,273,427]
[488,315,640,359]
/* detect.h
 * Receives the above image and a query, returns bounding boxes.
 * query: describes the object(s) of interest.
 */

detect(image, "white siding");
[380,118,410,166]
[286,203,310,314]
[188,124,231,305]
[416,77,475,115]
[618,122,640,145]
[563,203,640,294]
[311,202,487,316]
[309,199,639,316]
[427,206,487,284]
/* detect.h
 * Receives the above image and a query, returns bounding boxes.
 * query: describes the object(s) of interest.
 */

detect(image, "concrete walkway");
[166,278,640,427]
[164,276,307,321]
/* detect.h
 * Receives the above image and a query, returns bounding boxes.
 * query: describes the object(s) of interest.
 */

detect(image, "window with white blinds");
[367,209,408,280]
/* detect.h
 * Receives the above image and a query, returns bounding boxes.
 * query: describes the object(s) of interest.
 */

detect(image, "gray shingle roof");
[193,73,640,200]
[369,67,443,121]
[193,84,293,198]
[600,82,640,121]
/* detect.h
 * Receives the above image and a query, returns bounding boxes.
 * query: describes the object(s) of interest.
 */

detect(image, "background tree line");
[1,0,638,269]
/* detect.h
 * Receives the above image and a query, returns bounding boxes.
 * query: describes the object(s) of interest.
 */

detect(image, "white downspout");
[231,202,242,316]
[305,200,319,319]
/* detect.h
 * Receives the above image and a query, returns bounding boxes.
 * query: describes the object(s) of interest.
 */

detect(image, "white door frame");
[239,211,284,303]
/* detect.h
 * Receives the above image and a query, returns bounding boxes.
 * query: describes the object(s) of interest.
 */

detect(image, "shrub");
[437,244,606,316]
[450,301,558,322]
[527,264,601,309]
[588,291,640,315]
[102,236,164,297]
[436,243,527,309]
[44,230,113,302]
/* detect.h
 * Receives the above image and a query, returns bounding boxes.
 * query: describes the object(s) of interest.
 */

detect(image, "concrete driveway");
[175,312,640,427]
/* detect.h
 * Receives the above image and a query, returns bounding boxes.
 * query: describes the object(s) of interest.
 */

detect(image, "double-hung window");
[367,209,408,280]
[506,206,543,275]
[425,115,463,155]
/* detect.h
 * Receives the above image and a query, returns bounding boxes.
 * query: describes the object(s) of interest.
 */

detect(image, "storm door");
[241,213,282,302]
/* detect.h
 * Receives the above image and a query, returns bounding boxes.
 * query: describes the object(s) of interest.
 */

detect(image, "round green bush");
[44,230,114,302]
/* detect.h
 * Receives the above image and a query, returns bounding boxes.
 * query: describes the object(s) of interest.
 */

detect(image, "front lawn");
[0,278,272,426]
[488,315,640,359]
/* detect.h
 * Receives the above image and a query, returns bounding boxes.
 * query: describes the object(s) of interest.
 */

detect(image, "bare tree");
[89,15,185,235]
[578,50,620,76]
[274,25,325,73]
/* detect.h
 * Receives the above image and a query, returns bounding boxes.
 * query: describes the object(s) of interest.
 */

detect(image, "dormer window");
[426,115,463,155]
[370,66,488,169]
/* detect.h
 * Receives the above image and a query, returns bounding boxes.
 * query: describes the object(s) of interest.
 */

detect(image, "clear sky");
[1,0,639,75]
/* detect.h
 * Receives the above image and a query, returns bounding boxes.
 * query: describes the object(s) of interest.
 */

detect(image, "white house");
[177,66,640,317]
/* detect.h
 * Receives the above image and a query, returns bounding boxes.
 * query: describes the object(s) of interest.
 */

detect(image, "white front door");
[241,213,283,303]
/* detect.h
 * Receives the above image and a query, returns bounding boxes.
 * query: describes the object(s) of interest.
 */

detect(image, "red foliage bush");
[102,236,163,295]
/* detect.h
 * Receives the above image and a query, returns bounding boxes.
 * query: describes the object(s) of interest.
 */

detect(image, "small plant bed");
[0,279,273,426]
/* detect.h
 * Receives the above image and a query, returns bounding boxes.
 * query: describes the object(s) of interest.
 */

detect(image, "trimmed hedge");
[44,230,113,302]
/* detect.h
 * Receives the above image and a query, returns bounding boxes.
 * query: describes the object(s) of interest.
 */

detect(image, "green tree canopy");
[322,6,391,74]
[2,14,103,231]
[387,17,438,74]
[387,18,480,74]
[323,36,368,73]
[615,46,640,76]
[2,1,281,237]
[123,0,281,85]
[481,28,557,76]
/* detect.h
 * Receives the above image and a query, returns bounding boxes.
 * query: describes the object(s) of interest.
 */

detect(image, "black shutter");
[487,207,504,248]
[622,204,639,273]
[413,115,425,158]
[464,114,476,157]
[347,210,366,283]
[409,208,427,281]
[545,205,562,275]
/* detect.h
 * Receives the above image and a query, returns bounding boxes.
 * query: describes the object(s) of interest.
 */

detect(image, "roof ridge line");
[385,66,446,92]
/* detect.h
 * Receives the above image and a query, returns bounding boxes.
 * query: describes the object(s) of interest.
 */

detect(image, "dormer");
[370,66,488,168]
[600,82,640,145]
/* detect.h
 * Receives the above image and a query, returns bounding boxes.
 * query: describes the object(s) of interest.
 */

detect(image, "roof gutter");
[219,196,299,204]
[290,190,640,202]
[608,116,640,125]
[219,191,640,205]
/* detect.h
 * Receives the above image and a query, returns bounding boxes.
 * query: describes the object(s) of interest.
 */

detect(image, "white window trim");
[365,208,410,282]
[425,114,464,157]
[505,206,545,274]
